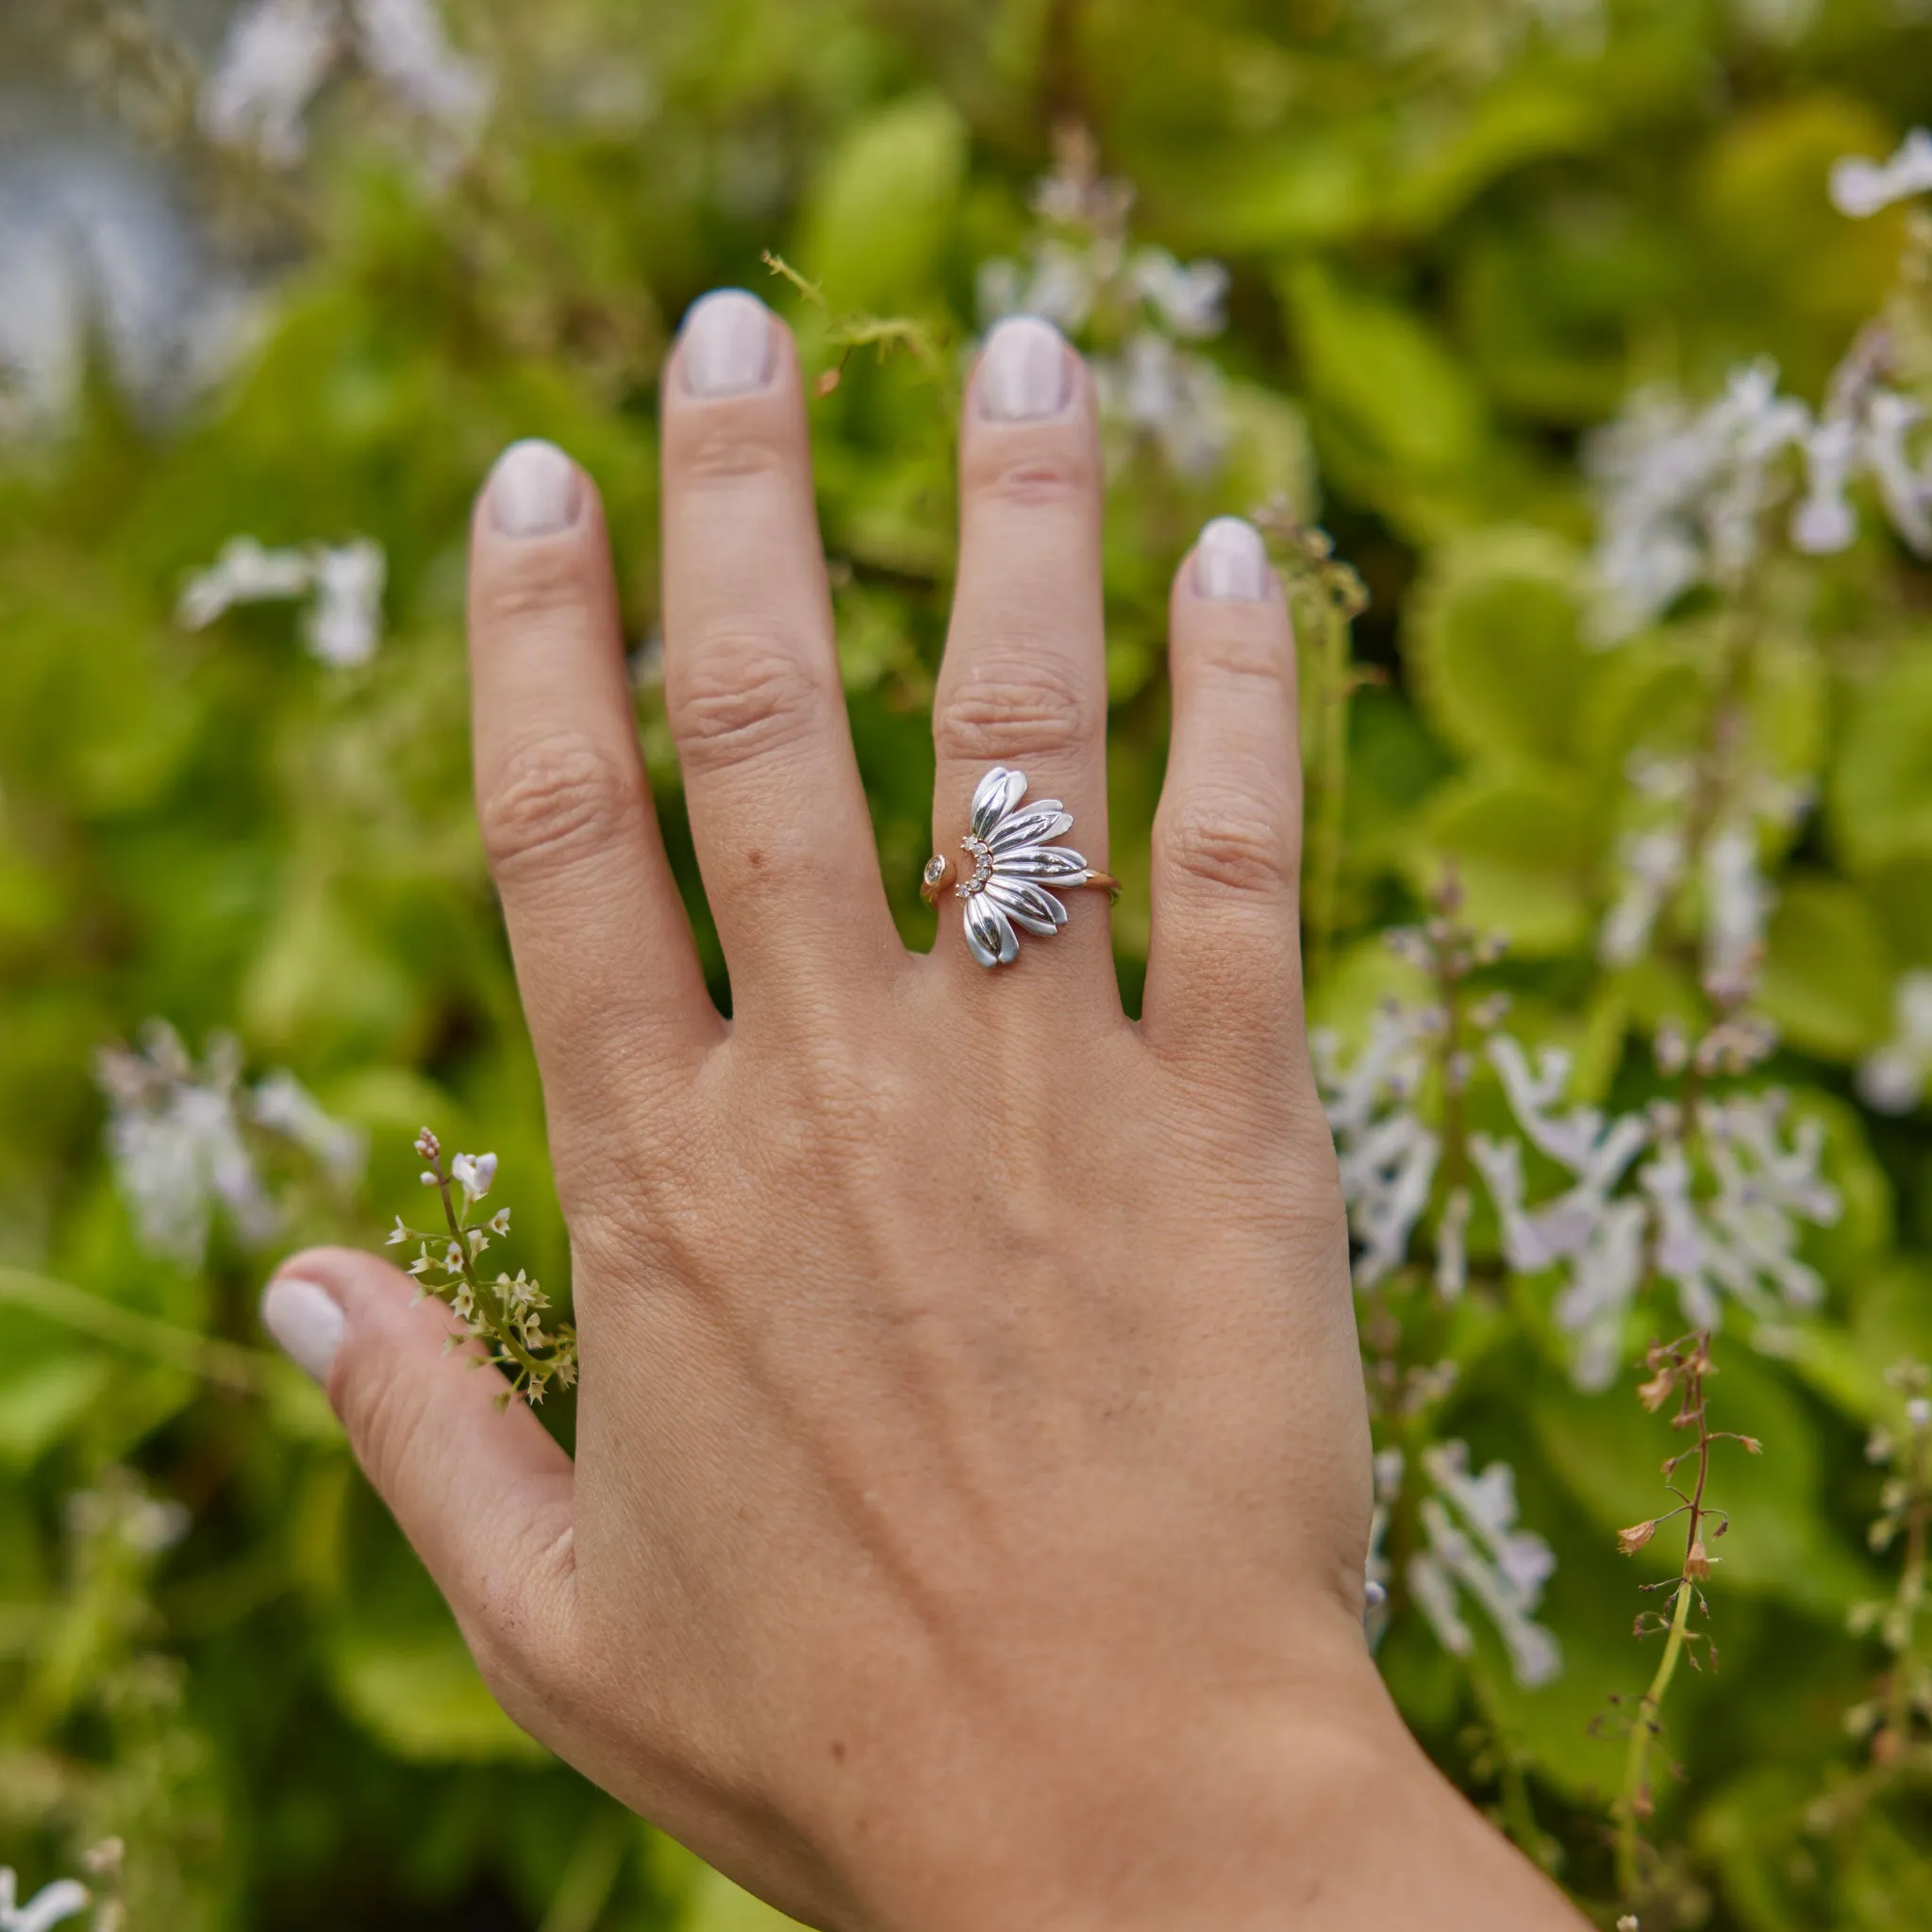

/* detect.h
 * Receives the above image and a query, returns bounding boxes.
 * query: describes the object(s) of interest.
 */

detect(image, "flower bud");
[1618,1519,1659,1556]
[1686,1540,1711,1580]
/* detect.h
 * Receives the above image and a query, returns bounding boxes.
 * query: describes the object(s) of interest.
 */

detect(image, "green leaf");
[797,94,968,311]
[1828,642,1932,876]
[1277,260,1491,538]
[1413,771,1595,956]
[1403,527,1591,772]
[1759,874,1896,1062]
[327,1619,549,1766]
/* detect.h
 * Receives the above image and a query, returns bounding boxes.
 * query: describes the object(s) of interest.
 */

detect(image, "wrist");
[847,1604,1581,1932]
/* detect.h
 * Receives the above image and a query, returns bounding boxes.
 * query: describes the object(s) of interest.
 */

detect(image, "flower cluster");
[1475,1020,1839,1390]
[1598,755,1810,988]
[976,127,1231,479]
[199,0,490,172]
[1588,130,1932,642]
[176,534,386,667]
[1404,1441,1563,1690]
[389,1129,576,1407]
[96,1021,364,1269]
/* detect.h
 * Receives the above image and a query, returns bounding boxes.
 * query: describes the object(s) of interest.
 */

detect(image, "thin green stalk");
[1307,598,1353,985]
[0,1266,272,1394]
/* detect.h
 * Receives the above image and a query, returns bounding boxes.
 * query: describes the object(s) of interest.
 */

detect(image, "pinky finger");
[1141,518,1308,1077]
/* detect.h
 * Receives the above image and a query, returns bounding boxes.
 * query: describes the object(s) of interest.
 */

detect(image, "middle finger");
[929,318,1116,996]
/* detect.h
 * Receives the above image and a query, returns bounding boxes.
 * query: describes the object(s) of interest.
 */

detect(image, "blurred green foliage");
[6,0,1932,1925]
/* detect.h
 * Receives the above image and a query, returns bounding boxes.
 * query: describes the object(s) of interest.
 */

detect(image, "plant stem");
[1615,1342,1715,1904]
[0,1267,271,1394]
[1881,1417,1930,1753]
[1306,599,1354,984]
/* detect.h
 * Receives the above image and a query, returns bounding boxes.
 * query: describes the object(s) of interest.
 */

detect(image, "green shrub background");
[5,1,1932,1925]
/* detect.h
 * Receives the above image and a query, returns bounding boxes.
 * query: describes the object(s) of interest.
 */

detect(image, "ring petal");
[990,808,1074,852]
[964,891,1019,968]
[971,767,1028,839]
[991,844,1088,881]
[987,877,1069,934]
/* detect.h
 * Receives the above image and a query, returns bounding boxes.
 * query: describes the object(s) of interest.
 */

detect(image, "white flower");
[1864,390,1932,557]
[304,539,387,667]
[198,0,490,174]
[96,1023,362,1267]
[1586,360,1810,641]
[1471,1037,1650,1390]
[1313,1007,1441,1288]
[1691,1092,1840,1318]
[1790,413,1860,554]
[177,536,315,626]
[1408,1442,1562,1689]
[177,535,386,666]
[250,1070,367,1182]
[96,1024,277,1267]
[350,0,492,153]
[1129,248,1229,340]
[1703,820,1772,995]
[1600,824,1689,967]
[1095,331,1228,480]
[0,1870,91,1932]
[449,1151,498,1202]
[199,0,341,167]
[1857,969,1932,1113]
[1829,128,1932,219]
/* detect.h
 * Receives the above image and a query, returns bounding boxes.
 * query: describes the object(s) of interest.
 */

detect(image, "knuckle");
[478,735,641,876]
[675,413,794,491]
[965,432,1099,509]
[934,652,1099,764]
[341,1356,435,1507]
[476,541,600,633]
[1158,793,1298,899]
[668,633,827,776]
[1187,624,1294,695]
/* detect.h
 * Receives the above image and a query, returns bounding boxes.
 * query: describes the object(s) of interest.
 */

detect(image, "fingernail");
[680,289,775,397]
[976,315,1072,422]
[489,440,582,538]
[1193,516,1271,602]
[261,1275,344,1386]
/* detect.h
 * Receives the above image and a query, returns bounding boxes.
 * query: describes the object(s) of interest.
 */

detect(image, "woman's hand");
[262,293,1583,1930]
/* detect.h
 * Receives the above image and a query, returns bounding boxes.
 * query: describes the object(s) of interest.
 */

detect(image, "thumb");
[262,1247,579,1738]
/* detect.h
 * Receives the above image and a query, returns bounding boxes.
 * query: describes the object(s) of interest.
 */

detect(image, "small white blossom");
[1313,1008,1441,1287]
[178,535,386,666]
[1587,360,1810,642]
[1408,1442,1562,1689]
[250,1070,367,1182]
[199,0,341,167]
[1703,820,1771,995]
[0,1870,91,1932]
[303,538,387,666]
[449,1150,497,1202]
[350,0,492,154]
[1829,128,1932,219]
[199,0,489,174]
[977,152,1231,481]
[97,1022,360,1268]
[1471,1037,1651,1390]
[1858,970,1932,1113]
[1601,824,1689,967]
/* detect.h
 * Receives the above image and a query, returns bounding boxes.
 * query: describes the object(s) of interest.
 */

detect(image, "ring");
[921,766,1120,969]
